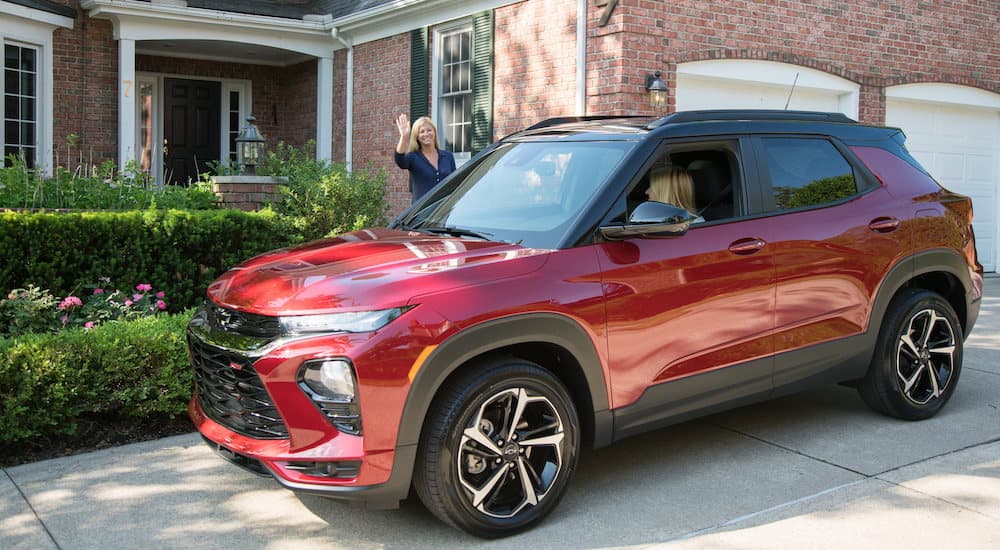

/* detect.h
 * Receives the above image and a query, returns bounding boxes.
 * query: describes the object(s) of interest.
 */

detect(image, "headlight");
[301,359,356,403]
[278,306,411,335]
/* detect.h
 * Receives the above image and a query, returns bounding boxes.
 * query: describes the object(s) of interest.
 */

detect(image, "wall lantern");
[645,71,669,109]
[235,115,265,175]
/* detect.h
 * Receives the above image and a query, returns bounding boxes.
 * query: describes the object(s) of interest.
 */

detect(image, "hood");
[207,228,552,316]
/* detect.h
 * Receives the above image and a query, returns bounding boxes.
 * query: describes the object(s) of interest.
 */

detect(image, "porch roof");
[138,0,395,20]
[4,0,76,18]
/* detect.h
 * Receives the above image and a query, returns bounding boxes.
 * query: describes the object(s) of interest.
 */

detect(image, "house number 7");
[123,79,132,98]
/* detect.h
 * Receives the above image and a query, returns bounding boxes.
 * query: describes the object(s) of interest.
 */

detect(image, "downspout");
[576,0,587,115]
[331,28,353,172]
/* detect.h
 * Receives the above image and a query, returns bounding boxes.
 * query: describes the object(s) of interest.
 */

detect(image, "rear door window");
[757,137,860,212]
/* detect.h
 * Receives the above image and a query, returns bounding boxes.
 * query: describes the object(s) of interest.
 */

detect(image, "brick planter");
[211,175,288,211]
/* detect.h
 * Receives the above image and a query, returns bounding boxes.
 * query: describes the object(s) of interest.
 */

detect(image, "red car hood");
[207,228,552,316]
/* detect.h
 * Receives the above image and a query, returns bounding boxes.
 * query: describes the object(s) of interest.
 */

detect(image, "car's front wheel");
[859,288,963,420]
[413,357,579,538]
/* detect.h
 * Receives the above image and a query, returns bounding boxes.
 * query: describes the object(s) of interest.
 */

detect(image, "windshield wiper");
[421,226,494,240]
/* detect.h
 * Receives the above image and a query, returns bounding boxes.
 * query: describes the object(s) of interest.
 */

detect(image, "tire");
[859,289,964,420]
[413,357,580,538]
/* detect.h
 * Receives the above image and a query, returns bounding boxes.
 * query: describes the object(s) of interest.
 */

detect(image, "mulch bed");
[0,414,195,468]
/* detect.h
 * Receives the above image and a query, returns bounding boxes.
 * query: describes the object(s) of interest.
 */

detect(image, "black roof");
[6,0,76,18]
[137,0,395,20]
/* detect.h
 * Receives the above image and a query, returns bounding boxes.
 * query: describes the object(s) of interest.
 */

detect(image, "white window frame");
[0,6,73,175]
[133,72,251,183]
[431,20,474,165]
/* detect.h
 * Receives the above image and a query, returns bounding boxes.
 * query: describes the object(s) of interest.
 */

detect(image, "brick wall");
[350,34,412,214]
[587,0,999,124]
[279,60,318,151]
[493,0,580,139]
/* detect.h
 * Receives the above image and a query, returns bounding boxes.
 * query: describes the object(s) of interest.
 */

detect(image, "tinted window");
[761,138,857,211]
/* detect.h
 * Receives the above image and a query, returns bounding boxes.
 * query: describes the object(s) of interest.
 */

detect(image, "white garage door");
[675,60,859,119]
[886,84,1000,272]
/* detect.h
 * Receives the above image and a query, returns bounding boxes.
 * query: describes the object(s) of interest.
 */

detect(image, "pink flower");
[133,294,144,301]
[84,321,95,329]
[156,291,165,299]
[136,283,153,292]
[60,314,69,325]
[124,300,133,307]
[93,288,104,295]
[156,300,167,310]
[58,296,83,310]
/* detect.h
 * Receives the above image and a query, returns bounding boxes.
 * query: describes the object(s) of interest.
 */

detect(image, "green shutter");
[410,28,429,120]
[471,11,494,153]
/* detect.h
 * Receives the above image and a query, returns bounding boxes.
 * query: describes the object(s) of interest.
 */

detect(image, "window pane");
[21,48,35,72]
[5,95,18,119]
[763,138,857,210]
[21,146,35,168]
[21,72,35,97]
[4,46,16,69]
[5,69,17,94]
[458,61,470,91]
[462,33,471,61]
[21,122,35,144]
[21,97,35,121]
[4,121,17,143]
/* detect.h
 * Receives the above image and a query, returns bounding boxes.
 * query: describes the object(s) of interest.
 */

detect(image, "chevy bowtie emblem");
[229,361,244,371]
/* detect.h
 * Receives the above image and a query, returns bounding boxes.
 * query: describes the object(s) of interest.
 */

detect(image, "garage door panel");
[675,76,842,113]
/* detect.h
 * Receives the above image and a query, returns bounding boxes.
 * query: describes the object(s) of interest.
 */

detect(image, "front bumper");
[190,397,415,508]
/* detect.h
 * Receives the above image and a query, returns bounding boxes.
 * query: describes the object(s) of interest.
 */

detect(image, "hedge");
[0,209,303,311]
[0,312,194,443]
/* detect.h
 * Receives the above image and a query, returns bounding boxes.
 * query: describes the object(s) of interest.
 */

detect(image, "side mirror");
[599,201,694,240]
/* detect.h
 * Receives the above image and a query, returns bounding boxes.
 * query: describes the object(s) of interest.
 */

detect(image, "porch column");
[118,38,137,168]
[316,55,333,162]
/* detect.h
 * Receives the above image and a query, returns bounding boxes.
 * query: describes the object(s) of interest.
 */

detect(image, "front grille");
[205,304,282,338]
[189,336,288,439]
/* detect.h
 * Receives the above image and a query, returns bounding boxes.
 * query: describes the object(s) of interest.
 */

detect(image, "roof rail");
[522,115,648,132]
[649,109,857,128]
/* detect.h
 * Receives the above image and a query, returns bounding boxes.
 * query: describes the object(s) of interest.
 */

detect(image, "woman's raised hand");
[395,113,411,137]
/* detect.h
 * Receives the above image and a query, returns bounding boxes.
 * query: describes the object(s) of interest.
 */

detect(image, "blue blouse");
[394,149,456,202]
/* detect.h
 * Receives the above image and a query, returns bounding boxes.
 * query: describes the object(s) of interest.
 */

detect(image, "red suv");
[188,110,982,537]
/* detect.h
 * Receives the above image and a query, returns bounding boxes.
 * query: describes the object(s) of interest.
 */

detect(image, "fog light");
[301,359,356,403]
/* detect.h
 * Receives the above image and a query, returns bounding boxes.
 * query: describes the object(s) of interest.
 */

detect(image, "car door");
[597,138,777,433]
[749,135,911,390]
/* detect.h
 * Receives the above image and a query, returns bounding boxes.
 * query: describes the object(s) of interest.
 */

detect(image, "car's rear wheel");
[859,289,963,420]
[413,357,579,538]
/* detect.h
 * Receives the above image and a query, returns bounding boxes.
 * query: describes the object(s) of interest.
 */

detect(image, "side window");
[3,43,38,168]
[760,138,858,211]
[619,146,741,224]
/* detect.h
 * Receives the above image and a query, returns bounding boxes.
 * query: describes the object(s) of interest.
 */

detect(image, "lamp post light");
[645,71,669,109]
[235,114,265,175]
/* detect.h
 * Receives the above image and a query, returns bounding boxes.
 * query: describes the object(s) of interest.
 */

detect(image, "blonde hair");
[408,116,439,152]
[649,166,696,212]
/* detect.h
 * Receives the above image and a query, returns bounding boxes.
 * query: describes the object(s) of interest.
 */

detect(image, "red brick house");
[3,0,999,269]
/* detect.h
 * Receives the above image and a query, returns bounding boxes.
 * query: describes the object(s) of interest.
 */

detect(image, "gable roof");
[4,0,77,18]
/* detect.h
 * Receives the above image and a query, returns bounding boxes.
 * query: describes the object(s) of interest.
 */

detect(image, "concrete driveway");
[3,278,999,549]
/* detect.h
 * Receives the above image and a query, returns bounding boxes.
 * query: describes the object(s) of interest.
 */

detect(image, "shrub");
[0,209,302,311]
[258,141,389,241]
[0,285,59,337]
[0,311,194,443]
[0,154,218,210]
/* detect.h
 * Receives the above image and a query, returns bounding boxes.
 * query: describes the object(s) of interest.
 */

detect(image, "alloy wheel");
[896,308,956,405]
[456,387,565,519]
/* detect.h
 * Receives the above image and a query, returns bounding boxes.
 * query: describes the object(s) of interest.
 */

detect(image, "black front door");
[164,78,220,185]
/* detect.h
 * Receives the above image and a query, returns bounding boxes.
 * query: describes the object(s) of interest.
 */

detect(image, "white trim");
[677,60,860,119]
[0,2,75,29]
[0,9,71,175]
[576,0,587,116]
[316,56,334,162]
[432,19,474,157]
[119,38,136,168]
[82,0,333,58]
[133,47,311,68]
[886,83,1000,110]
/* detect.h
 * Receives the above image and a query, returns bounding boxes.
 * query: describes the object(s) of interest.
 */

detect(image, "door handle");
[868,217,900,233]
[728,237,766,255]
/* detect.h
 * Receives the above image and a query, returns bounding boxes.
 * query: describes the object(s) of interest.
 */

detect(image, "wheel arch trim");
[396,313,611,450]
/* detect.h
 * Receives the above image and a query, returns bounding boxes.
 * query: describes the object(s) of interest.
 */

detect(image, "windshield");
[397,140,634,248]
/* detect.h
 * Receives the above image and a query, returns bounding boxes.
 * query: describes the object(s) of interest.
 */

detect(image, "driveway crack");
[2,468,62,550]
